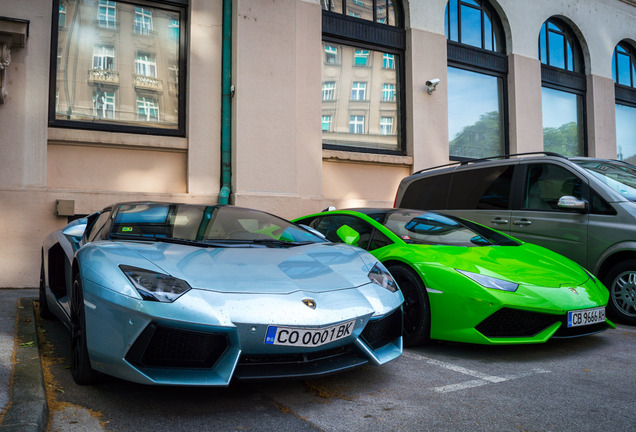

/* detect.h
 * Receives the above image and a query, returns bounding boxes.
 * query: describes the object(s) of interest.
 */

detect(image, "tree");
[450,111,503,159]
[543,122,581,156]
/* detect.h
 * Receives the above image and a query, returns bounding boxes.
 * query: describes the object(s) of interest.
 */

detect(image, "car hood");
[413,242,589,287]
[83,241,375,294]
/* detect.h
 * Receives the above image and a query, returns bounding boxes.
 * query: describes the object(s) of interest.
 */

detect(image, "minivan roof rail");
[411,152,566,175]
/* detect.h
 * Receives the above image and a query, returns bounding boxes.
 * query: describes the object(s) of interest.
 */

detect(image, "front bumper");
[81,279,403,386]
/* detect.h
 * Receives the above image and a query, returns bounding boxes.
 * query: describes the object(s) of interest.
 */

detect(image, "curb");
[0,298,48,432]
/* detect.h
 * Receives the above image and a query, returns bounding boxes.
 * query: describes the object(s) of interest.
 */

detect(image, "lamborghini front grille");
[476,308,559,338]
[125,324,229,369]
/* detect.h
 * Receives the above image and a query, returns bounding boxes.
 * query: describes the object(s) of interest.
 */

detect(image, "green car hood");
[409,242,590,288]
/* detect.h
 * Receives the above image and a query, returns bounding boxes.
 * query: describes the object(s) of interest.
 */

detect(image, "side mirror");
[62,218,87,239]
[336,225,360,246]
[557,196,587,212]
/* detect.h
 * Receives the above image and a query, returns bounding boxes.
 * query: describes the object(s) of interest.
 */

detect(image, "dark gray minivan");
[395,153,636,325]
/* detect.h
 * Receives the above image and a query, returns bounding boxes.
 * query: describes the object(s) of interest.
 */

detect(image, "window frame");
[97,0,117,30]
[614,42,636,107]
[445,0,509,162]
[48,0,188,137]
[538,18,587,156]
[321,3,406,156]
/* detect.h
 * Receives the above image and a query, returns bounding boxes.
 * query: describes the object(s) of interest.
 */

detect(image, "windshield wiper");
[202,238,316,247]
[253,239,316,247]
[111,234,234,248]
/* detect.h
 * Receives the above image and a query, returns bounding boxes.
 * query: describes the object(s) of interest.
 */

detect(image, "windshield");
[573,160,636,201]
[110,203,325,245]
[371,210,520,247]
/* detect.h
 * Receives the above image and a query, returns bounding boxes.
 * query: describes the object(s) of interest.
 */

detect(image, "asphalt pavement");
[2,288,635,432]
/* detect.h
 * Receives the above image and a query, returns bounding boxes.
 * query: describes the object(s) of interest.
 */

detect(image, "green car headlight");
[456,269,518,292]
[120,265,191,303]
[368,262,399,293]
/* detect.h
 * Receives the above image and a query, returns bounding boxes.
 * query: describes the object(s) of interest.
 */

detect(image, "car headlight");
[456,269,518,292]
[368,262,399,292]
[120,265,191,303]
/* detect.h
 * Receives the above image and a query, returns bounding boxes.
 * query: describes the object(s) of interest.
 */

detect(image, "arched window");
[445,0,507,160]
[613,42,636,163]
[321,1,405,154]
[538,18,586,156]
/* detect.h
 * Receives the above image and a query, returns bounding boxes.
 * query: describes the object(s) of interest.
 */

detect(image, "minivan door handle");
[490,217,509,225]
[513,219,532,226]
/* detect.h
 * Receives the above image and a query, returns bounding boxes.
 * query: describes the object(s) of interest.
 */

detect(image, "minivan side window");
[590,190,617,215]
[399,173,452,210]
[447,165,514,210]
[523,164,583,211]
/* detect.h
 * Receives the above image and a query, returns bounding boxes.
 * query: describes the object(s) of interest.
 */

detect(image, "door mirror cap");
[62,218,87,238]
[557,196,587,212]
[336,225,360,246]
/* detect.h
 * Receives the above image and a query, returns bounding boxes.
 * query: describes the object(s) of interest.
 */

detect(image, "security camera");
[426,78,440,94]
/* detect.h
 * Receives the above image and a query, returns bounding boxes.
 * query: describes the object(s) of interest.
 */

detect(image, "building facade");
[1,0,635,287]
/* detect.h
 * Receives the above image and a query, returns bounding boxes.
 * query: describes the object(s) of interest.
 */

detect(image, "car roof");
[408,152,636,178]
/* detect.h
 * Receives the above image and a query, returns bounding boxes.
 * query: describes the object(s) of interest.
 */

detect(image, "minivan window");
[447,165,514,210]
[523,164,583,210]
[399,172,452,210]
[574,160,636,202]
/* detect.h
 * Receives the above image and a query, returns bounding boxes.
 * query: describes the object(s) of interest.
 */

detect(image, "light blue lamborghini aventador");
[39,202,403,386]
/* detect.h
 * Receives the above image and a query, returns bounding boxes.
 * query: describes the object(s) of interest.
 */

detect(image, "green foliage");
[543,122,582,156]
[450,111,503,159]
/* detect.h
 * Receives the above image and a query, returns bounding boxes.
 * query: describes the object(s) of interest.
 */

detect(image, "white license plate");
[264,320,355,347]
[567,307,605,327]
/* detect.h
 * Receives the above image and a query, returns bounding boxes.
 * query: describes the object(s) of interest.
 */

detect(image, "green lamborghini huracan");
[294,208,614,346]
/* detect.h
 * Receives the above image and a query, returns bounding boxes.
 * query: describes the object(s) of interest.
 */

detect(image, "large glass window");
[538,18,586,156]
[445,0,507,160]
[616,104,636,164]
[50,0,186,135]
[541,87,585,156]
[322,0,405,154]
[613,42,636,164]
[448,67,504,159]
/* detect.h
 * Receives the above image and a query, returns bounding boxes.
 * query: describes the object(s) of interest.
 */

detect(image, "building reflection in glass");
[55,0,180,130]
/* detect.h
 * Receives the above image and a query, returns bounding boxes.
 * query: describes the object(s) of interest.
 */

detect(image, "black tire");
[38,258,54,319]
[70,275,99,385]
[387,263,431,347]
[602,260,636,325]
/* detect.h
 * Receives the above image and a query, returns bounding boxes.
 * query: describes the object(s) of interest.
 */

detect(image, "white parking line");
[403,351,550,393]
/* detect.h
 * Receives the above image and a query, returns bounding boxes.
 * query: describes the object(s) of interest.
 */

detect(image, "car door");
[443,164,516,233]
[509,162,589,267]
